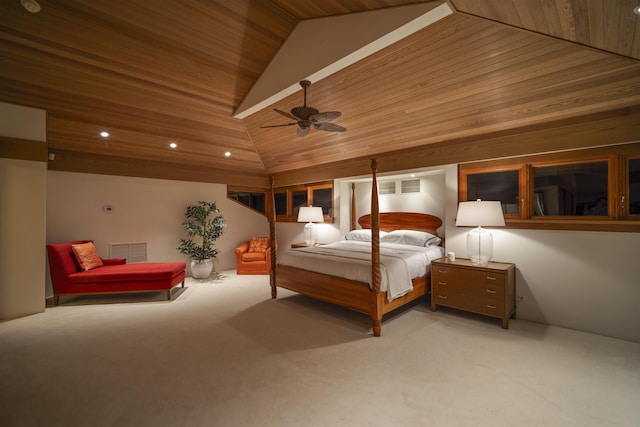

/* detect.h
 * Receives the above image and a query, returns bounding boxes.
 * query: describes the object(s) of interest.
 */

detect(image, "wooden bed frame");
[268,159,443,337]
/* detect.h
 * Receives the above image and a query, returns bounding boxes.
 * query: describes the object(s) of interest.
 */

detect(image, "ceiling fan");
[260,80,346,137]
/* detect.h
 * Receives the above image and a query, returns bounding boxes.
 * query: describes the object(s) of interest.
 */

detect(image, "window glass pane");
[228,191,266,213]
[467,170,519,215]
[629,158,640,216]
[533,161,608,216]
[234,192,265,213]
[312,188,332,216]
[291,190,307,218]
[274,192,287,216]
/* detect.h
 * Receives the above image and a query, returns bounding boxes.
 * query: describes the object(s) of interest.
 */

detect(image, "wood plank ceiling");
[1,0,639,187]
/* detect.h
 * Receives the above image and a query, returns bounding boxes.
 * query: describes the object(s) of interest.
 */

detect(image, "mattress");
[278,240,444,300]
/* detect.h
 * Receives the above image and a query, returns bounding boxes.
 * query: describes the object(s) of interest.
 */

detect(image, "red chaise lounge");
[47,240,186,305]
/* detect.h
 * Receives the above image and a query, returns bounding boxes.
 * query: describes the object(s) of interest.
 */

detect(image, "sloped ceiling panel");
[245,12,640,174]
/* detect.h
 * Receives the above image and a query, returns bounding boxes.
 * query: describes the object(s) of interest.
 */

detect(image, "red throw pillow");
[71,242,104,271]
[248,237,269,253]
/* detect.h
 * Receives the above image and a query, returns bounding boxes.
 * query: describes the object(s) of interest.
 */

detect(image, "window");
[627,157,640,217]
[462,168,522,217]
[458,143,640,232]
[312,186,333,217]
[227,187,267,214]
[273,181,334,222]
[533,161,610,217]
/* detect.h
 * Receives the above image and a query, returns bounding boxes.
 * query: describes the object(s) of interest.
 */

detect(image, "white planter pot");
[190,259,213,279]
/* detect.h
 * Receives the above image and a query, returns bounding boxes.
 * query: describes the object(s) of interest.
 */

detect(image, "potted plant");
[177,200,226,279]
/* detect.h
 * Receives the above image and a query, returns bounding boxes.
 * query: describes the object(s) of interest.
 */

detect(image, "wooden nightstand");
[430,258,516,328]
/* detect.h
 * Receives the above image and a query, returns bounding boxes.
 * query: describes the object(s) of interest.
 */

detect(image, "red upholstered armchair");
[235,237,276,275]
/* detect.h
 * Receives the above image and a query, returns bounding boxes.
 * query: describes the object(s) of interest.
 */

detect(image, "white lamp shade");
[456,200,505,227]
[297,206,324,223]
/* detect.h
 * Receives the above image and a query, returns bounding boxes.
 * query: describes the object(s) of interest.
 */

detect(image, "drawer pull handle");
[486,276,497,280]
[438,294,448,299]
[438,269,448,273]
[486,304,497,309]
[438,281,447,285]
[486,288,497,294]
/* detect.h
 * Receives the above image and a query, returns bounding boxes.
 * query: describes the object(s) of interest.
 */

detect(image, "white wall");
[346,164,640,342]
[0,102,47,320]
[46,171,270,295]
[273,173,446,253]
[338,171,446,236]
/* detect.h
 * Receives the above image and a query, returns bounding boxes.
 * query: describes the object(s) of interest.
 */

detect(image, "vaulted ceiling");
[2,0,639,187]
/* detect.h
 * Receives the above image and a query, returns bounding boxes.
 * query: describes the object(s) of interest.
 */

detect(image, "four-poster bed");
[269,159,443,336]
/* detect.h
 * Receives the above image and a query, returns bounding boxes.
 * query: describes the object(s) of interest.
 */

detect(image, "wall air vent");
[110,242,147,263]
[378,181,396,195]
[401,179,421,194]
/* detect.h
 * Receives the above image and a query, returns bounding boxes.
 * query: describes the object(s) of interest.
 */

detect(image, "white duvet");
[278,241,444,301]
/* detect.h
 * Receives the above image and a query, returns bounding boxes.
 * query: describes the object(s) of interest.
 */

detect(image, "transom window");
[459,143,640,232]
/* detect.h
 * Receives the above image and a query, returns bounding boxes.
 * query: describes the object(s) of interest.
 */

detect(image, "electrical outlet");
[516,295,524,302]
[102,205,113,213]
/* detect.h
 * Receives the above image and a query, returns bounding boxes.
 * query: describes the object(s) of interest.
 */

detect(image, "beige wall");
[46,171,270,295]
[0,158,47,320]
[0,103,47,320]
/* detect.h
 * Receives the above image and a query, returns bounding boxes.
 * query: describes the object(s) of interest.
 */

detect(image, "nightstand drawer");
[432,292,505,317]
[433,267,505,287]
[433,279,505,300]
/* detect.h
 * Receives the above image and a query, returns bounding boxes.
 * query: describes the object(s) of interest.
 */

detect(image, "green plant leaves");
[177,200,226,261]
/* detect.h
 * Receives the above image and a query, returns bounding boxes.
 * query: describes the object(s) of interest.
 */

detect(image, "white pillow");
[344,229,388,242]
[381,230,441,247]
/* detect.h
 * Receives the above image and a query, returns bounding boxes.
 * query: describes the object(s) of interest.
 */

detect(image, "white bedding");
[278,241,444,301]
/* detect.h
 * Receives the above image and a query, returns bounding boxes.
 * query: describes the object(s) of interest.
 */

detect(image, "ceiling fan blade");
[310,111,341,123]
[297,126,310,137]
[274,108,300,121]
[260,122,298,128]
[314,122,346,132]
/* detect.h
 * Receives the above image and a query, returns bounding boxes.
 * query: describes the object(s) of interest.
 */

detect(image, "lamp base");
[466,226,493,266]
[304,222,316,246]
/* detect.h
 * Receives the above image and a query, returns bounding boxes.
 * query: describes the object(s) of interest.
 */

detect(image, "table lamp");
[297,206,324,245]
[455,199,505,265]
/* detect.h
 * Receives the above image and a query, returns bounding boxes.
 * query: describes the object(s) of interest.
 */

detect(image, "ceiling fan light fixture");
[260,80,346,137]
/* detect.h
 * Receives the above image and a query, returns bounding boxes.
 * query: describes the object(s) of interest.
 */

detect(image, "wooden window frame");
[274,181,334,223]
[458,143,640,232]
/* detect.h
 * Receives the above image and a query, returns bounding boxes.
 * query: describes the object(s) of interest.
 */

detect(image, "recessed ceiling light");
[20,0,41,13]
[635,5,640,14]
[169,142,177,149]
[99,131,110,138]
[224,151,231,157]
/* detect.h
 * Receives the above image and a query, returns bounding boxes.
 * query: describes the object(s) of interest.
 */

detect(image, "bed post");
[269,175,277,299]
[370,158,383,336]
[351,183,357,231]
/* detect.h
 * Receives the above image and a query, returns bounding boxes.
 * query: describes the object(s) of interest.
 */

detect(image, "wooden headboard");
[358,212,443,235]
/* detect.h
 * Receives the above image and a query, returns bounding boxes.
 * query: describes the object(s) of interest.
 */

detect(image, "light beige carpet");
[1,271,639,427]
